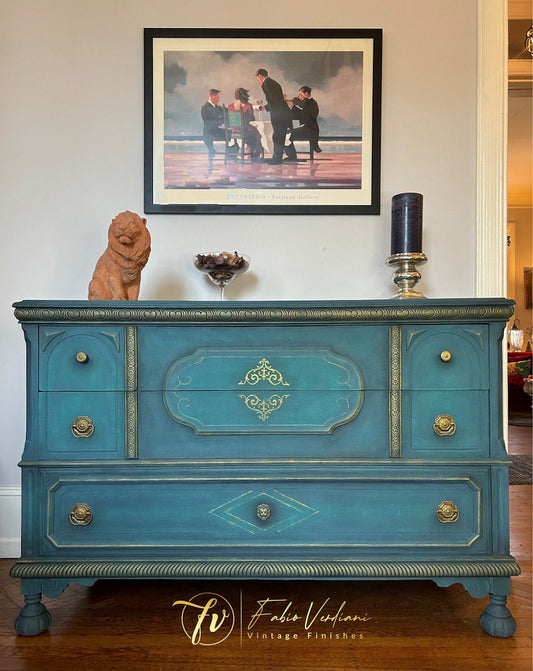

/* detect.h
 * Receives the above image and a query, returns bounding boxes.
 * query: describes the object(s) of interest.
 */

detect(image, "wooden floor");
[1,425,531,671]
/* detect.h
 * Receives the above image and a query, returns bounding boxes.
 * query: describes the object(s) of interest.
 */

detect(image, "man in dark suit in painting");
[255,68,296,164]
[200,88,226,157]
[288,85,322,153]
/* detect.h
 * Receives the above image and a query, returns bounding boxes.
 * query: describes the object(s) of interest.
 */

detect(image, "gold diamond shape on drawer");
[210,490,318,534]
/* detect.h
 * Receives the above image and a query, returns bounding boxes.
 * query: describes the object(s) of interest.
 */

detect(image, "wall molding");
[0,486,21,558]
[476,0,508,298]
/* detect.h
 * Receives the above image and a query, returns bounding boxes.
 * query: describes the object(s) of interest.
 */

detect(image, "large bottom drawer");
[35,468,490,557]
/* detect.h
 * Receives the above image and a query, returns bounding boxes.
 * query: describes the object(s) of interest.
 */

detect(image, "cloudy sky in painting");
[164,50,364,138]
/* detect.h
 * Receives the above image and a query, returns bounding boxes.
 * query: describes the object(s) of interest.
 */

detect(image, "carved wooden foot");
[15,593,51,636]
[479,593,517,638]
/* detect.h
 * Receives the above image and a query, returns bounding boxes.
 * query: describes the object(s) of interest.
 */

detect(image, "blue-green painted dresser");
[11,299,520,636]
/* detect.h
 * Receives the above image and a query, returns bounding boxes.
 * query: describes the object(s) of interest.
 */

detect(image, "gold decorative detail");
[125,326,137,391]
[14,302,516,324]
[9,556,522,580]
[436,501,460,523]
[440,350,452,363]
[125,326,138,459]
[126,391,138,459]
[239,393,289,421]
[69,503,93,526]
[75,351,88,363]
[389,326,402,458]
[238,358,289,387]
[433,414,456,436]
[71,416,94,438]
[256,503,271,521]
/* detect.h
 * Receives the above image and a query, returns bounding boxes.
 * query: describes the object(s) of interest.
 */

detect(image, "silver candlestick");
[386,252,427,299]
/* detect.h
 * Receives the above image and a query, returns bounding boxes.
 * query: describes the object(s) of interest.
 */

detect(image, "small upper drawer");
[402,326,489,390]
[39,327,125,391]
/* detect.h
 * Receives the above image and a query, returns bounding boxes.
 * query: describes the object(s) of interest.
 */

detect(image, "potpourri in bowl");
[193,251,250,299]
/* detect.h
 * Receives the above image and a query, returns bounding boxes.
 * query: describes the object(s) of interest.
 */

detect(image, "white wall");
[0,1,479,550]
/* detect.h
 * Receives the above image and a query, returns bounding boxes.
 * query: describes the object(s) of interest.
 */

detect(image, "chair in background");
[223,108,249,164]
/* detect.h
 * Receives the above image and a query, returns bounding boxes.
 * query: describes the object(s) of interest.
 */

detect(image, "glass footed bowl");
[193,251,250,299]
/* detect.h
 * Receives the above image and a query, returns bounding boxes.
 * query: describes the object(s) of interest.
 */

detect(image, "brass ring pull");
[69,503,93,526]
[436,501,460,523]
[71,416,94,438]
[76,352,89,363]
[433,414,456,436]
[440,350,452,363]
[256,503,271,521]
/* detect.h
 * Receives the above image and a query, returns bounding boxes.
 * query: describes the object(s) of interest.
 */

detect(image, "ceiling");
[508,0,532,208]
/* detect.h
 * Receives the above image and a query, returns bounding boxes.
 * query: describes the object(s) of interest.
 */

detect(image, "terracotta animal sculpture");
[88,211,151,300]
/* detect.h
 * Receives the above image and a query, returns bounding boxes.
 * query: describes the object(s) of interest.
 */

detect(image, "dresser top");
[13,298,514,324]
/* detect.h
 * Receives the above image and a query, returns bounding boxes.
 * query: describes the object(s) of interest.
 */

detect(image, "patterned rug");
[509,411,532,427]
[509,454,533,485]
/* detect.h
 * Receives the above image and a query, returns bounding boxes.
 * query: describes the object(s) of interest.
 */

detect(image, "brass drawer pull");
[76,351,89,363]
[436,501,460,523]
[256,503,271,521]
[440,350,452,363]
[69,503,93,526]
[433,414,456,436]
[71,416,94,438]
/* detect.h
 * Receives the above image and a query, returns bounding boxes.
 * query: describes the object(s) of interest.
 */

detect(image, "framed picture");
[144,28,382,215]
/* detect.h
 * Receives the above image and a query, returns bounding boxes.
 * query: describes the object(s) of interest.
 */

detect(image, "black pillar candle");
[390,192,423,255]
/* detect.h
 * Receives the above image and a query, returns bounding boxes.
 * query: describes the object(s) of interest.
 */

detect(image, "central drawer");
[38,468,488,557]
[136,324,391,459]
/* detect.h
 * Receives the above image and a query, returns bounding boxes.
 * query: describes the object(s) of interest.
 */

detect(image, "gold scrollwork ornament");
[239,393,289,421]
[238,358,289,387]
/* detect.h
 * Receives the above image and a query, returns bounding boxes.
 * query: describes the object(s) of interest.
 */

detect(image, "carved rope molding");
[11,559,520,580]
[14,304,514,324]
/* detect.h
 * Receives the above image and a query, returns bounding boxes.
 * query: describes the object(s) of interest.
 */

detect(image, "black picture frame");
[144,28,382,215]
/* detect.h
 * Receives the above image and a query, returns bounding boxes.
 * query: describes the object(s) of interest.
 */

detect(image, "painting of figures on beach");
[145,29,382,214]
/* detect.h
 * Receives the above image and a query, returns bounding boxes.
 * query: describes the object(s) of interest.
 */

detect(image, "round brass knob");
[256,503,271,521]
[440,350,452,363]
[433,414,456,436]
[69,503,93,526]
[71,416,94,438]
[436,501,460,523]
[76,352,89,363]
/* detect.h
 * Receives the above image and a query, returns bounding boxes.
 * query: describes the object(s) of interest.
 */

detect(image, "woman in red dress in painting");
[228,87,262,161]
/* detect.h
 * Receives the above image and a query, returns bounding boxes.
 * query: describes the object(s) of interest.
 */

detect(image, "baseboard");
[0,486,21,558]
